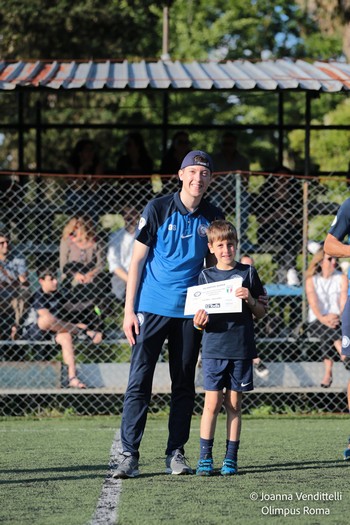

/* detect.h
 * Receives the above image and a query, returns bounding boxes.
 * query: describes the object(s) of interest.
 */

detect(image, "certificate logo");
[194,291,201,297]
[205,303,221,309]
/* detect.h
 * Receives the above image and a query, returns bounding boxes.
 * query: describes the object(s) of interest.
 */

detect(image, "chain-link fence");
[0,170,349,415]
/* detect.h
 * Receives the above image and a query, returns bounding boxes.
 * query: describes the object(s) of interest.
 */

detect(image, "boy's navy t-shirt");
[135,191,224,317]
[199,263,264,360]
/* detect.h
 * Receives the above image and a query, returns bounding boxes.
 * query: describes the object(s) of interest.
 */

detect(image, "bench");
[0,360,348,392]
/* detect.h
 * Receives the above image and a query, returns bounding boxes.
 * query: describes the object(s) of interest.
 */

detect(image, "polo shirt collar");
[174,191,204,216]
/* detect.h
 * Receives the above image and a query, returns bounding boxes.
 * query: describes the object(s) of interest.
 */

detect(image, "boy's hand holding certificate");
[184,278,243,315]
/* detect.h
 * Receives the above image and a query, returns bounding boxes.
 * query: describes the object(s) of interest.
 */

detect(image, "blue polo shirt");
[135,192,224,317]
[328,197,350,244]
[199,263,265,359]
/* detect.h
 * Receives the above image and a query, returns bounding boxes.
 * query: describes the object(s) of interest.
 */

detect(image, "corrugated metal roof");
[1,58,350,92]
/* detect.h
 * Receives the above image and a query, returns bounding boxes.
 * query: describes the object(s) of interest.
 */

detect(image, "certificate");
[184,278,243,315]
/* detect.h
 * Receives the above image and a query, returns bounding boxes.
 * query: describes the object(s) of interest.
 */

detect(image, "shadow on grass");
[239,459,350,475]
[0,464,108,485]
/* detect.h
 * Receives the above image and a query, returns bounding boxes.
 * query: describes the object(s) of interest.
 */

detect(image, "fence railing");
[0,170,349,415]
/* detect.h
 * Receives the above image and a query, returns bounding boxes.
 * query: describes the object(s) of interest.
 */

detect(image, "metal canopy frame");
[1,59,350,173]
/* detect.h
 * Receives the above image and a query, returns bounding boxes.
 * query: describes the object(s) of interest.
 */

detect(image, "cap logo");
[180,150,213,172]
[193,155,209,168]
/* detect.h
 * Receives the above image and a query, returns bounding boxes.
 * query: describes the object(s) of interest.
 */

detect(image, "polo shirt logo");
[342,335,350,348]
[168,224,177,231]
[197,224,208,237]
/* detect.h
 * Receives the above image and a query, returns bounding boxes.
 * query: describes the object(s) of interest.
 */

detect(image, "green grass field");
[1,415,349,525]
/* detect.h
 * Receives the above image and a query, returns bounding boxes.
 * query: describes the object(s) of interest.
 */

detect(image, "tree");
[0,0,162,59]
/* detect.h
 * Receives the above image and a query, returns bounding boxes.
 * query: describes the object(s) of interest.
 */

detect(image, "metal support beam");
[17,92,24,171]
[162,92,169,156]
[35,100,42,171]
[278,92,284,166]
[301,92,312,324]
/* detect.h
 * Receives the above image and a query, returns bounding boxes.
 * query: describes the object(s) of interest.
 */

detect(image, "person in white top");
[107,206,138,301]
[305,248,348,387]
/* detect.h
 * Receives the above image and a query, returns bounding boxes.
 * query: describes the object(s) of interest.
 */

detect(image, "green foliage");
[249,403,274,416]
[0,0,162,59]
[289,97,350,173]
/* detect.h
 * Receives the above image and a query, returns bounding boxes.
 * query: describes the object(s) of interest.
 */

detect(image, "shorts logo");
[168,224,176,231]
[137,313,144,326]
[197,224,208,237]
[138,217,146,230]
[342,335,350,348]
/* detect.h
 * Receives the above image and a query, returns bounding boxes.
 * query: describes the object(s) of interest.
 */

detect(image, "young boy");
[193,220,267,476]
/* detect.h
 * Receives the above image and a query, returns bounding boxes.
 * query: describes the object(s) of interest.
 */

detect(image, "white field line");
[89,429,122,525]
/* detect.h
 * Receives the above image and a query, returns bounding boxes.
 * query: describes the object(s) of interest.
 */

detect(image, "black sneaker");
[254,361,269,378]
[165,449,193,475]
[112,452,139,478]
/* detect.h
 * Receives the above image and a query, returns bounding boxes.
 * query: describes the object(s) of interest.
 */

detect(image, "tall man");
[324,198,350,460]
[113,151,225,478]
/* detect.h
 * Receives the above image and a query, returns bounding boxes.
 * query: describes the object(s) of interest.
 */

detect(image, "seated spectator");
[59,216,104,328]
[117,132,153,176]
[256,166,303,285]
[107,206,138,302]
[160,131,191,193]
[210,132,251,250]
[240,255,269,378]
[65,138,104,222]
[211,132,250,185]
[21,267,102,388]
[0,230,30,339]
[116,132,153,209]
[305,248,348,388]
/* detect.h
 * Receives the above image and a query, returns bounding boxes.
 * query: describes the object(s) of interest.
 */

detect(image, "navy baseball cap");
[180,150,213,172]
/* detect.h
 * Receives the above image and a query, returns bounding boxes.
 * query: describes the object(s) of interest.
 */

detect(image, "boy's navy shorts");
[202,358,254,392]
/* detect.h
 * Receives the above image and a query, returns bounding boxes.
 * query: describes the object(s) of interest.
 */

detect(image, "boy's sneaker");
[112,452,139,479]
[196,456,214,476]
[254,361,269,379]
[165,449,193,475]
[343,438,350,461]
[221,458,237,476]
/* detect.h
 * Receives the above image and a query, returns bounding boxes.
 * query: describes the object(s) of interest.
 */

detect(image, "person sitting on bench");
[22,266,102,388]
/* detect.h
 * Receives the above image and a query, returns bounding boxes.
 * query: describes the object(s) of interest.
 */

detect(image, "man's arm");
[324,233,350,258]
[123,240,150,345]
